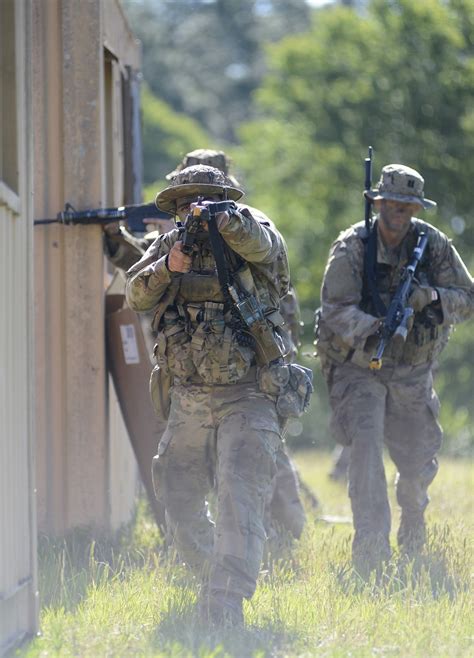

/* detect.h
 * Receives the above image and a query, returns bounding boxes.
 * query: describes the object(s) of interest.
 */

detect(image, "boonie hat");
[155,164,244,214]
[166,149,241,187]
[365,164,437,210]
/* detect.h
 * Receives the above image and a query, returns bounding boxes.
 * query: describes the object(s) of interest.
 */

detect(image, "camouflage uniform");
[316,165,473,573]
[105,207,306,549]
[126,166,290,624]
[104,226,150,272]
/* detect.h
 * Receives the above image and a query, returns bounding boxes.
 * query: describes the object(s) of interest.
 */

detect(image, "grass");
[17,451,473,657]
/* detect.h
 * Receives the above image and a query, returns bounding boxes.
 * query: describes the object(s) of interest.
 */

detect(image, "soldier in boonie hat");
[166,148,241,187]
[365,164,437,210]
[315,157,473,579]
[156,164,244,215]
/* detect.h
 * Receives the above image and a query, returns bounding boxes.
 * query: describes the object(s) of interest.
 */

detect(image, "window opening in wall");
[0,0,19,195]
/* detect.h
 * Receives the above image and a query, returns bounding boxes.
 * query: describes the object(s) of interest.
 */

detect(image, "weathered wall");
[33,0,139,534]
[0,0,38,653]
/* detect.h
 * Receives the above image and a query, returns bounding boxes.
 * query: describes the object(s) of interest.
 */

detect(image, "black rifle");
[34,202,172,234]
[179,196,234,254]
[369,232,428,370]
[364,145,374,232]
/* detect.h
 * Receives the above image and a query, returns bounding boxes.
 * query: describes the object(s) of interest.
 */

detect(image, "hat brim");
[156,183,244,214]
[364,190,437,210]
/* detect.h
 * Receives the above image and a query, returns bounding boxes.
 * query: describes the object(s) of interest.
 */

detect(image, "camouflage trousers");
[264,447,306,558]
[152,380,281,601]
[325,360,442,563]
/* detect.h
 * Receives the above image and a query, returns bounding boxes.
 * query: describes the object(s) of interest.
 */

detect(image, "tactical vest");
[154,240,256,385]
[317,221,447,368]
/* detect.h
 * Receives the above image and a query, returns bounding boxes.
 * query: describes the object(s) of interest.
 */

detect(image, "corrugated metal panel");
[0,200,36,654]
[0,0,37,652]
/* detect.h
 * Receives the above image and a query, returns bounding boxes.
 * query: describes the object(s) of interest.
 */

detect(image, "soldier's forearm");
[220,210,281,263]
[323,303,381,348]
[126,255,172,312]
[436,286,474,325]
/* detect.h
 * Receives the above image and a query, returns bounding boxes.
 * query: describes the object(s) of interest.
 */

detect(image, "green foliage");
[122,0,311,141]
[235,0,474,451]
[21,455,474,657]
[141,84,212,191]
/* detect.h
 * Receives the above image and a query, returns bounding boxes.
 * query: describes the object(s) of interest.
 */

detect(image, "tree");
[122,0,311,141]
[235,0,474,450]
[141,85,211,192]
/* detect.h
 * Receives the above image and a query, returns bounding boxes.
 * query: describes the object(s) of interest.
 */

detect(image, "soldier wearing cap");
[315,163,473,576]
[126,165,292,625]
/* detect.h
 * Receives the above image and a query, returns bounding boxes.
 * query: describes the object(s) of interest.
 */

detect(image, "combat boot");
[397,511,426,554]
[352,532,391,580]
[198,586,244,628]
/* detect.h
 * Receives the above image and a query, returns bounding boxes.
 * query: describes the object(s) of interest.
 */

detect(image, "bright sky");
[306,0,335,6]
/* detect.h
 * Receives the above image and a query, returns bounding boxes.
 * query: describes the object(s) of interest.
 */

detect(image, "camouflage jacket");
[126,206,291,384]
[103,227,149,272]
[316,218,473,368]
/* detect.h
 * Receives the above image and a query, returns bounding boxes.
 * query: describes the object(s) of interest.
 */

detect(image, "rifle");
[369,232,428,370]
[188,200,284,365]
[364,146,373,232]
[34,202,172,234]
[179,196,226,254]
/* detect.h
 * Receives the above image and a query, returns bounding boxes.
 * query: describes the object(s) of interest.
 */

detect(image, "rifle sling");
[363,220,387,318]
[206,211,234,300]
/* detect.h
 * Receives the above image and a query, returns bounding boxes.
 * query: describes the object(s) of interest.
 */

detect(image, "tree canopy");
[234,0,474,449]
[124,0,474,452]
[123,0,311,141]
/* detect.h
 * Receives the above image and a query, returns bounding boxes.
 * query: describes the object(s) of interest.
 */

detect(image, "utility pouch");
[258,362,314,418]
[154,324,197,381]
[191,323,254,385]
[149,364,172,420]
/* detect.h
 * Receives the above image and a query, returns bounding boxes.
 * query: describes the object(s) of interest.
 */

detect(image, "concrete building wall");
[0,0,38,653]
[33,0,140,535]
[1,0,142,650]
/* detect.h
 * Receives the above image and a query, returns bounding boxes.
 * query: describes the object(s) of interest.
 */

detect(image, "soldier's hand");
[103,221,121,237]
[408,284,439,312]
[168,241,192,273]
[215,211,231,231]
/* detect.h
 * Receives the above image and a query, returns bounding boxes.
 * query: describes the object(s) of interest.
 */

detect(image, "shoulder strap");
[362,220,387,318]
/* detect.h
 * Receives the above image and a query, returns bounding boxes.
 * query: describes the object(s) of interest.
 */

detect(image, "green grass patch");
[18,451,473,657]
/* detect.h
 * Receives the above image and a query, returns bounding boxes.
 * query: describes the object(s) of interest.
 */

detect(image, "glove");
[408,284,439,313]
[215,211,231,231]
[103,221,121,237]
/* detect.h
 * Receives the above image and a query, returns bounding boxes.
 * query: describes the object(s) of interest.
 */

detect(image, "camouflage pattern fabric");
[280,286,302,355]
[323,358,441,571]
[152,380,281,601]
[126,194,291,616]
[126,206,289,320]
[263,447,306,562]
[316,216,473,572]
[103,226,148,271]
[107,213,306,554]
[316,218,473,368]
